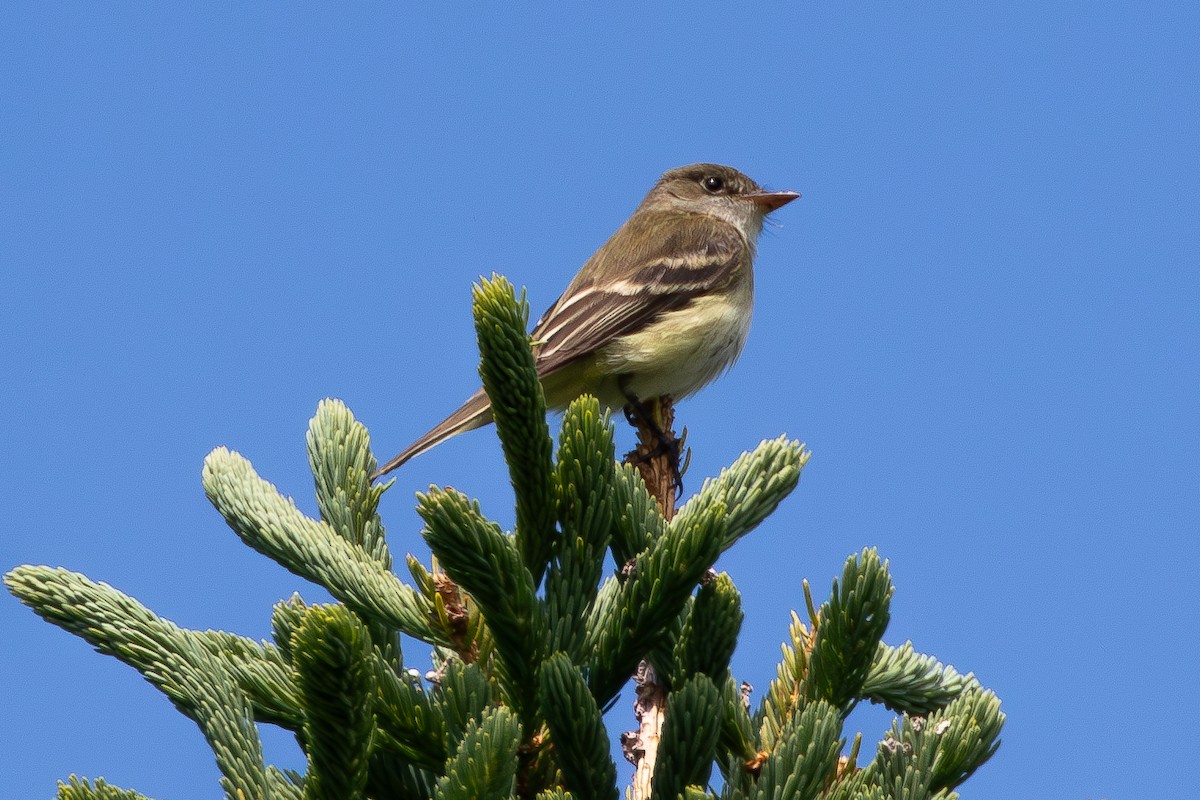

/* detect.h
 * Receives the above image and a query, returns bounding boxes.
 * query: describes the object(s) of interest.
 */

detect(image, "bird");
[373,163,799,479]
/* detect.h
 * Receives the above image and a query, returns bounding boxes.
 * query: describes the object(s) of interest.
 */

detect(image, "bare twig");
[621,394,685,800]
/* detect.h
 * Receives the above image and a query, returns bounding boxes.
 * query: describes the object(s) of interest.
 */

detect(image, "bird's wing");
[530,216,746,378]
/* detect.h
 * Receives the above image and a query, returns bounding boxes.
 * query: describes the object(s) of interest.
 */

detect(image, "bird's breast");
[595,284,753,402]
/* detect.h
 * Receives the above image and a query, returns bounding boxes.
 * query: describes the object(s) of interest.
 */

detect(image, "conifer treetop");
[4,275,1003,800]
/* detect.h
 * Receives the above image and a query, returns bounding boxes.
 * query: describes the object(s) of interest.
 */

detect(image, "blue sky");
[3,4,1197,798]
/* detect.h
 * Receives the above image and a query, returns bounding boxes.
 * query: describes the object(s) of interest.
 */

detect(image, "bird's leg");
[621,389,687,508]
[623,396,679,463]
[623,396,670,445]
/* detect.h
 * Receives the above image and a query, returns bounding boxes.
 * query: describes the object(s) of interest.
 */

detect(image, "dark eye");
[701,175,725,194]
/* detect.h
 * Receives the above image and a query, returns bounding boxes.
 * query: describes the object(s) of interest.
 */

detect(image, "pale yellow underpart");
[548,279,754,409]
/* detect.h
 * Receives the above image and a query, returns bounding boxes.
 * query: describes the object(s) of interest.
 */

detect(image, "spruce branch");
[853,713,941,800]
[306,397,391,567]
[714,676,758,790]
[756,609,813,753]
[547,396,618,657]
[610,461,667,565]
[651,675,722,800]
[272,593,309,663]
[750,699,843,800]
[862,642,974,716]
[925,687,1005,792]
[828,676,1003,799]
[268,768,306,800]
[433,658,495,752]
[673,436,809,553]
[202,447,441,644]
[370,650,449,769]
[473,275,557,585]
[5,567,271,800]
[671,571,743,686]
[164,643,270,800]
[433,706,523,800]
[804,548,894,711]
[536,790,577,800]
[57,776,150,800]
[193,628,304,729]
[536,652,619,800]
[643,596,691,686]
[820,775,890,800]
[584,498,728,703]
[272,590,434,768]
[292,604,376,800]
[417,485,547,729]
[366,756,437,799]
[307,398,401,659]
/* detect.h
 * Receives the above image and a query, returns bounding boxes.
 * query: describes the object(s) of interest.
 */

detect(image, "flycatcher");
[373,163,799,478]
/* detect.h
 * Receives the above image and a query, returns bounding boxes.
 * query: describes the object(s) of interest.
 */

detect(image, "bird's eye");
[701,175,725,194]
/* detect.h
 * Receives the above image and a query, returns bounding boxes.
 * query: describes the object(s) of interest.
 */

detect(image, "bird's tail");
[372,389,494,479]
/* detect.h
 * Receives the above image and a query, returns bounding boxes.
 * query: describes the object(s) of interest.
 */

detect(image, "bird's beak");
[744,189,801,212]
